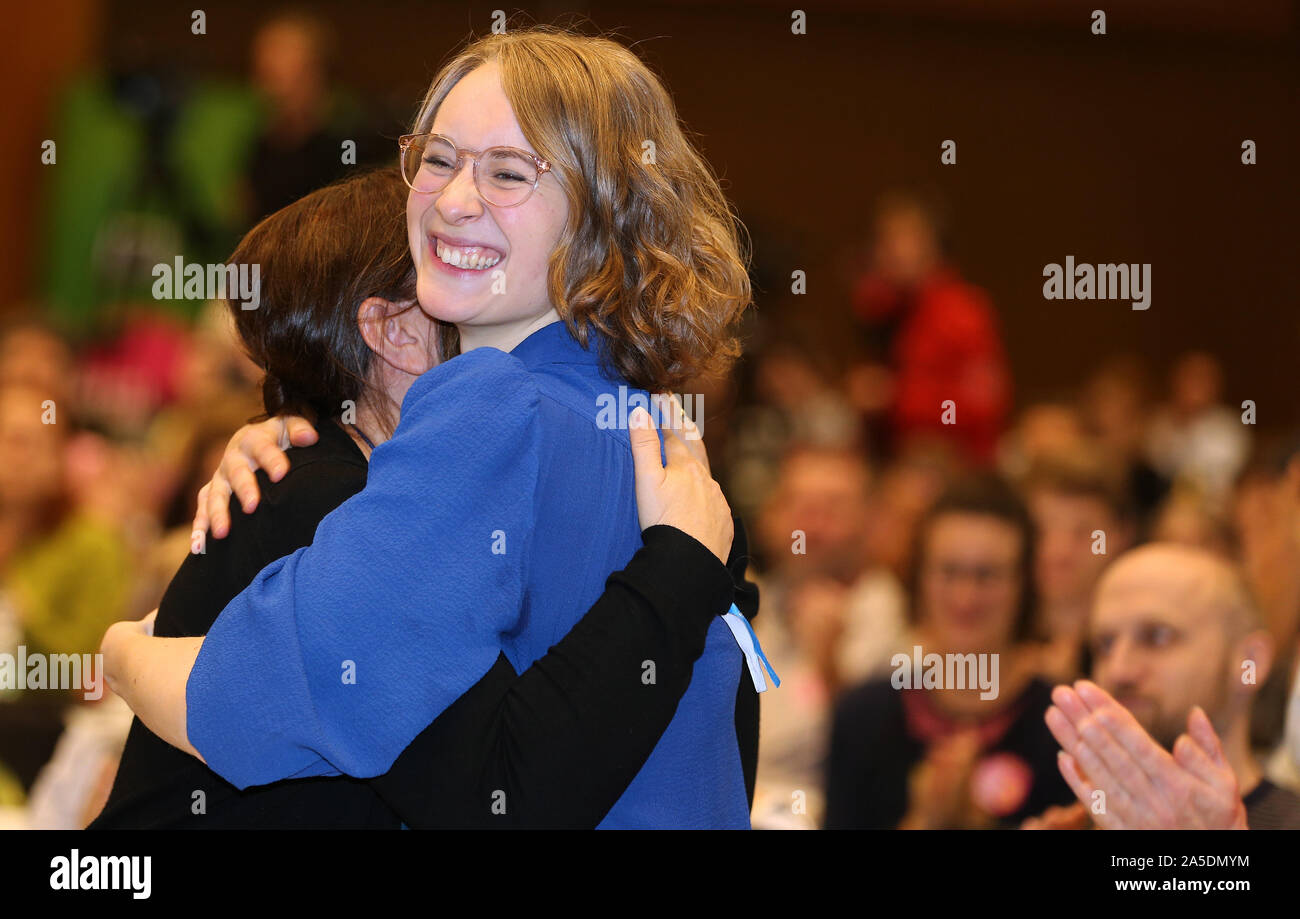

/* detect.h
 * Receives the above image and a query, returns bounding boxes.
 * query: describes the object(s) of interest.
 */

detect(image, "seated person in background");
[1021,453,1134,684]
[1233,436,1300,770]
[1146,352,1251,512]
[824,474,1073,829]
[846,190,1012,466]
[0,378,134,663]
[1039,543,1300,830]
[1150,484,1234,558]
[750,444,907,829]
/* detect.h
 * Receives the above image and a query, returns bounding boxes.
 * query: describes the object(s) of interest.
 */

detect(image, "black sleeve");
[368,523,738,828]
[728,517,760,810]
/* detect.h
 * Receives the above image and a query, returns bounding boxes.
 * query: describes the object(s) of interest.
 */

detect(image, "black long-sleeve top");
[91,419,758,829]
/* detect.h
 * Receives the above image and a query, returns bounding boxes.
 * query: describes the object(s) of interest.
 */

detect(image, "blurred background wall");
[7,0,1297,423]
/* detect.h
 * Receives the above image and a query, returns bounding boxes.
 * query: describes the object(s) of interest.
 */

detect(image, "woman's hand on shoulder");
[191,415,318,545]
[629,394,733,564]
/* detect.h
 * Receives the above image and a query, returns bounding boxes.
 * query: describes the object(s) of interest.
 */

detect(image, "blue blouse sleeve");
[186,347,541,789]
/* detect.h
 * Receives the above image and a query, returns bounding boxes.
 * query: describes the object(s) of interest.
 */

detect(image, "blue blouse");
[186,320,750,829]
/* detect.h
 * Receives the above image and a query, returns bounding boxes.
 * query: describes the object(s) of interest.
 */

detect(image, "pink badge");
[970,752,1033,817]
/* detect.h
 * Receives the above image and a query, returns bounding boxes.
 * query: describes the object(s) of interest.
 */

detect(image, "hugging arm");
[108,383,760,822]
[368,406,755,827]
[186,349,541,787]
[371,521,748,827]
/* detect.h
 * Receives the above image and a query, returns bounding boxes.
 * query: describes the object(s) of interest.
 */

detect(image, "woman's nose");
[434,160,484,222]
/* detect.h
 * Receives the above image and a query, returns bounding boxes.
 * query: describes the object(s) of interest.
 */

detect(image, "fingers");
[206,470,235,539]
[1056,752,1118,830]
[651,396,694,473]
[1049,695,1143,824]
[1172,732,1246,829]
[1045,703,1083,753]
[250,432,291,482]
[653,392,708,473]
[239,421,293,483]
[191,483,211,551]
[1185,706,1229,769]
[1046,699,1133,823]
[1172,732,1221,790]
[284,414,319,448]
[661,421,693,470]
[1022,803,1089,831]
[1051,802,1091,830]
[1075,706,1164,809]
[1046,686,1090,746]
[226,461,261,517]
[1076,681,1175,787]
[629,406,666,484]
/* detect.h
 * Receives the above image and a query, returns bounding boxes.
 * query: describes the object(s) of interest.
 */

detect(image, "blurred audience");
[1147,352,1251,513]
[1022,453,1134,684]
[0,379,133,660]
[725,335,861,525]
[1232,433,1300,786]
[824,475,1074,829]
[1079,357,1171,534]
[1150,483,1234,557]
[0,302,260,825]
[750,445,906,828]
[1035,544,1300,829]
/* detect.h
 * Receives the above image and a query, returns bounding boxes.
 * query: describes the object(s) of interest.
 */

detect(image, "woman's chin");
[416,281,486,325]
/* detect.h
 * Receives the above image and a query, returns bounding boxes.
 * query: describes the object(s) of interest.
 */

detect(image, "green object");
[39,74,263,331]
[6,512,135,659]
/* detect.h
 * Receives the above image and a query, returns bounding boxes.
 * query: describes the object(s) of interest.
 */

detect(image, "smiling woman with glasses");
[99,23,759,830]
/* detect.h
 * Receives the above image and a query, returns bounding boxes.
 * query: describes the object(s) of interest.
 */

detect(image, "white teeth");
[435,238,501,270]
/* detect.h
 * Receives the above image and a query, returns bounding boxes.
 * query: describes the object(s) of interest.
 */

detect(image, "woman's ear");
[357,297,436,376]
[1234,629,1275,700]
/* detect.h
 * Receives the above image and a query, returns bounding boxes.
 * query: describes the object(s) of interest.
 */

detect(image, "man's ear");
[357,297,435,376]
[1233,630,1275,698]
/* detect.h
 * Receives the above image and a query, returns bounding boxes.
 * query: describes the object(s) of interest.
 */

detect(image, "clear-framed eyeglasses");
[398,133,552,208]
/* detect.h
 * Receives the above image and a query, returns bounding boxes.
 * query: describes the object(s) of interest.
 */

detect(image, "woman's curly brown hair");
[410,24,752,392]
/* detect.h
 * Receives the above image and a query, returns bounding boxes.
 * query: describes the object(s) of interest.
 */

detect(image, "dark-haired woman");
[94,167,756,828]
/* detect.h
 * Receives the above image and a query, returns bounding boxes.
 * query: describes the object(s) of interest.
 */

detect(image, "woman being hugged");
[108,25,755,828]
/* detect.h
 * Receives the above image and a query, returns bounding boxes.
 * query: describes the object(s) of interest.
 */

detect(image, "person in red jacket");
[848,191,1012,466]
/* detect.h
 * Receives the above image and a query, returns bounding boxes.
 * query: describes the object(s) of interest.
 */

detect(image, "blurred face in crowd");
[755,350,825,409]
[1082,367,1147,455]
[760,449,871,582]
[1170,352,1222,417]
[872,205,939,287]
[252,20,326,118]
[407,62,569,349]
[0,385,64,512]
[917,512,1023,655]
[1152,494,1231,557]
[865,459,947,578]
[1013,404,1087,466]
[1029,488,1118,613]
[0,327,72,401]
[1089,545,1264,748]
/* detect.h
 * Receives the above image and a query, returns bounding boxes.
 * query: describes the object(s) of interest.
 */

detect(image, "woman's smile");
[430,232,505,272]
